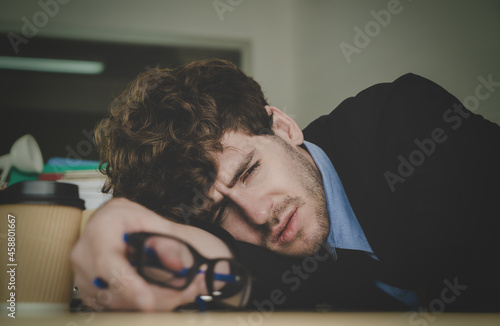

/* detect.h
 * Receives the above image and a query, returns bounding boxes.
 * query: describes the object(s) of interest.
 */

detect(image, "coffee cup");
[0,181,84,312]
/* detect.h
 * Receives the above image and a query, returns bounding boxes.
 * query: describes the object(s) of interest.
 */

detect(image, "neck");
[297,144,321,175]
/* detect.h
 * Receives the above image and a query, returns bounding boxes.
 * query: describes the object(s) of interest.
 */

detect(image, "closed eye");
[213,160,260,224]
[242,161,260,182]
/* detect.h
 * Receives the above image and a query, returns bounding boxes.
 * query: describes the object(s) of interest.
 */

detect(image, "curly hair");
[95,59,273,223]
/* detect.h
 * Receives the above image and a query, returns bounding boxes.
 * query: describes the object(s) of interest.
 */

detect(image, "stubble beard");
[261,136,330,257]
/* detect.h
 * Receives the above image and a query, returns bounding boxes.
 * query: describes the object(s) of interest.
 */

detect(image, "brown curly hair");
[95,59,272,223]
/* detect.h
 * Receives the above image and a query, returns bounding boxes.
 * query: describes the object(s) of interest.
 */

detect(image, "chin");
[275,235,324,258]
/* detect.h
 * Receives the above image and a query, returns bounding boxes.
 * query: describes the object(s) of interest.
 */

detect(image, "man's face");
[208,130,330,257]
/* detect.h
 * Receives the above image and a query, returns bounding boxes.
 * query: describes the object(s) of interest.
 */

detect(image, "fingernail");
[93,277,109,289]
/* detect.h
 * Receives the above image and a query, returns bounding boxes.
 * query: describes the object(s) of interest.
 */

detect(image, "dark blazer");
[217,74,500,311]
[301,73,500,311]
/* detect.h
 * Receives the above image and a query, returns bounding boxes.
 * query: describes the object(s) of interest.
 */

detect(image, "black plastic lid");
[0,181,85,210]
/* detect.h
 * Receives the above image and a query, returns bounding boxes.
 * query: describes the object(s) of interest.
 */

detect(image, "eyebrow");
[227,149,256,188]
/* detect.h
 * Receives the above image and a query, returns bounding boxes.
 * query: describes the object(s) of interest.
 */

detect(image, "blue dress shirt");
[303,140,420,310]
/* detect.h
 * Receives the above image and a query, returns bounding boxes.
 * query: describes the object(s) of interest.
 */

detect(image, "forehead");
[218,131,255,158]
[221,131,255,152]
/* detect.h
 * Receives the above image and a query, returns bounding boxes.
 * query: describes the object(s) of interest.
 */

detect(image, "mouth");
[272,207,299,245]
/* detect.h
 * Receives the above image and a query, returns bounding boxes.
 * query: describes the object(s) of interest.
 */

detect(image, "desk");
[2,311,500,326]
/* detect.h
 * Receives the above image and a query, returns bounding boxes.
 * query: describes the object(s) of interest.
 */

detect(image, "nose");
[216,184,271,226]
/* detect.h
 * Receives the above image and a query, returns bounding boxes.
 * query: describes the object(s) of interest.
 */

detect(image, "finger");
[144,237,186,272]
[150,273,207,311]
[74,238,157,312]
[92,253,159,311]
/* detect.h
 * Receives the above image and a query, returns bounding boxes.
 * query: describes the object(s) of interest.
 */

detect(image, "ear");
[265,106,303,145]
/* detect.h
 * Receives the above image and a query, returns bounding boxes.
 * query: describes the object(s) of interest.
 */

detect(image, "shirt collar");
[303,143,419,308]
[302,140,374,255]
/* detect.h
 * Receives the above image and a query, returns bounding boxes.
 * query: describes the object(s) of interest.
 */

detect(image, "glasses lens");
[140,236,195,289]
[209,259,251,308]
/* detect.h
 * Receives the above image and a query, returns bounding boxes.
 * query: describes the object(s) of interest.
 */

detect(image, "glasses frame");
[125,231,252,306]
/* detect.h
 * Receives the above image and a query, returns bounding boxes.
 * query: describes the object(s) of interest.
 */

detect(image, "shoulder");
[303,73,466,151]
[306,73,452,125]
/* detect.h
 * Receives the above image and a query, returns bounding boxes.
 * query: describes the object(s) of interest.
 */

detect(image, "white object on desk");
[0,134,43,184]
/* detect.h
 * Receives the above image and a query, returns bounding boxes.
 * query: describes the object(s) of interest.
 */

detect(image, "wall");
[1,0,499,128]
[292,0,500,127]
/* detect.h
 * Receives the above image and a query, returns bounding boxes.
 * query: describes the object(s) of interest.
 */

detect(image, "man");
[72,59,500,312]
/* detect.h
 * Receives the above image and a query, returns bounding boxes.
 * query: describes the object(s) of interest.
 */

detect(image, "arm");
[71,197,232,312]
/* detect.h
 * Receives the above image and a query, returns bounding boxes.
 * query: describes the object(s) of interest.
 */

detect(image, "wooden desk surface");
[2,311,500,326]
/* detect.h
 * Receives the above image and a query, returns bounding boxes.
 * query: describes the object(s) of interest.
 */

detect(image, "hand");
[71,198,232,311]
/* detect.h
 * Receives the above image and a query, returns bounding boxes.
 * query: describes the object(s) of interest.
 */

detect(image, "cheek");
[258,160,297,190]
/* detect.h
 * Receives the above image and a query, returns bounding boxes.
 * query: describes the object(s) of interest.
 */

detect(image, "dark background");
[0,35,241,162]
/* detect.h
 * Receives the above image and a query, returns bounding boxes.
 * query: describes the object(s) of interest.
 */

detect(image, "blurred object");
[57,169,111,210]
[7,157,111,209]
[44,157,101,172]
[0,56,105,74]
[38,158,111,210]
[0,181,84,308]
[9,157,100,185]
[0,134,43,185]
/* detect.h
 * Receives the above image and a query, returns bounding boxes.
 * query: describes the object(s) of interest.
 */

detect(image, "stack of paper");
[58,170,111,210]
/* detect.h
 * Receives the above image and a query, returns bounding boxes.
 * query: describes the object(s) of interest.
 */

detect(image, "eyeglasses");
[124,232,252,309]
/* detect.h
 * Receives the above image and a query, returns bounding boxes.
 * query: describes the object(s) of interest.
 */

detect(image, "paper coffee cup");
[0,181,84,308]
